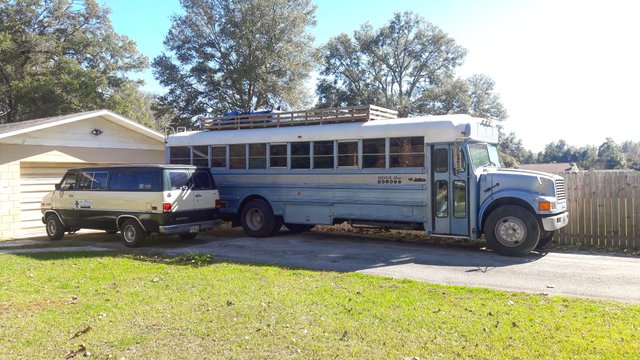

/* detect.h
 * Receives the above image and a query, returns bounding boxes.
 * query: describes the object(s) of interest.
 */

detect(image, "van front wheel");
[485,205,540,256]
[121,219,146,248]
[45,214,65,241]
[241,199,276,237]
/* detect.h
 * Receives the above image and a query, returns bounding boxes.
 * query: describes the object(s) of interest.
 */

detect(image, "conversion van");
[40,165,221,247]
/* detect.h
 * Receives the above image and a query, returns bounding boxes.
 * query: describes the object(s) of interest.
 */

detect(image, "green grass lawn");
[1,251,638,359]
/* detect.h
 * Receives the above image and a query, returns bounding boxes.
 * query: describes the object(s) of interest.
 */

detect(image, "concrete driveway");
[3,229,640,303]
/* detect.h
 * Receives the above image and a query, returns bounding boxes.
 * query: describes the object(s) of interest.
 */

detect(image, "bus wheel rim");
[247,208,264,230]
[495,216,527,247]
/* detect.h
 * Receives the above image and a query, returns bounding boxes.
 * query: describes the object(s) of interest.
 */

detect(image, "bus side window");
[192,146,209,167]
[363,138,385,168]
[291,142,310,169]
[435,148,448,172]
[338,140,358,167]
[435,180,448,217]
[248,143,267,169]
[229,144,246,169]
[169,146,191,165]
[313,141,334,169]
[269,144,287,168]
[211,145,227,168]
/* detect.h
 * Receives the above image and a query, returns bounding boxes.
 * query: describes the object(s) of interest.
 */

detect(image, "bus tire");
[45,214,65,241]
[535,230,554,250]
[285,223,315,233]
[271,216,284,236]
[241,199,276,237]
[485,205,540,256]
[121,219,146,248]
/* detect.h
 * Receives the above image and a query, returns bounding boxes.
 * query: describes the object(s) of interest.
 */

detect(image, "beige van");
[40,165,221,247]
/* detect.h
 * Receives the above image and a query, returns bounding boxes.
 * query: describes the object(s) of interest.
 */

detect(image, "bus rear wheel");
[241,199,276,237]
[285,223,315,233]
[485,205,540,256]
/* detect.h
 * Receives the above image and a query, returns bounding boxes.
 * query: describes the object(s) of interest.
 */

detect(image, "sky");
[104,0,640,152]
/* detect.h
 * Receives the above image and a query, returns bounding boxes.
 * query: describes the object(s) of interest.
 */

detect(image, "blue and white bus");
[166,106,568,256]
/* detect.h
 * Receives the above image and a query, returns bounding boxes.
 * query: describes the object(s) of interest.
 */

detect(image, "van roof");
[65,164,206,172]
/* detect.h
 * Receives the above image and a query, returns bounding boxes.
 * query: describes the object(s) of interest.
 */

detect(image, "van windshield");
[468,143,501,170]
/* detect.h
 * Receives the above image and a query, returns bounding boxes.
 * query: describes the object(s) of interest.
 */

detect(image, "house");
[0,110,166,239]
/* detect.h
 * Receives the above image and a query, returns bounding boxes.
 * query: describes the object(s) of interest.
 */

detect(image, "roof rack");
[201,105,398,131]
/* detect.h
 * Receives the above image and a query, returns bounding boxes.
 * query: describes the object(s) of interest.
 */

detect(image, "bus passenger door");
[432,144,469,236]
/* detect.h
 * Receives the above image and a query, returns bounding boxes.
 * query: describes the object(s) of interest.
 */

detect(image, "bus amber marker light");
[538,202,552,211]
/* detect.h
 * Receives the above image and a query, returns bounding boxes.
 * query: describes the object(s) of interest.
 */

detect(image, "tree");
[153,0,318,128]
[621,140,640,171]
[317,11,507,121]
[597,138,626,169]
[0,0,148,124]
[498,131,534,167]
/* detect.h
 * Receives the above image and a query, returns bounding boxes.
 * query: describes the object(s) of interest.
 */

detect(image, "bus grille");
[555,179,566,201]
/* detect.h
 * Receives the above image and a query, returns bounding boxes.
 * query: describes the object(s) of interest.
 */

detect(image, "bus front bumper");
[541,212,569,231]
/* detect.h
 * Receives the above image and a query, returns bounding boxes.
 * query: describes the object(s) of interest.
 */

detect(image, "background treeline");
[500,134,639,170]
[1,0,636,170]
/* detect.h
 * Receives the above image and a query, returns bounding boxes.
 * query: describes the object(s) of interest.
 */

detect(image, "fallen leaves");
[340,330,349,340]
[65,343,89,359]
[71,326,92,339]
[67,296,78,305]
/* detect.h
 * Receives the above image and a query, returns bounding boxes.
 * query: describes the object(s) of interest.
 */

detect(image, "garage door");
[19,162,109,235]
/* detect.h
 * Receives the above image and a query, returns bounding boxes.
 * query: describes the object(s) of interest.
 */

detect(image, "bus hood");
[480,168,566,209]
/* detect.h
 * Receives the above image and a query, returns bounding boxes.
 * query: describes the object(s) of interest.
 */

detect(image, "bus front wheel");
[241,199,276,237]
[485,205,540,256]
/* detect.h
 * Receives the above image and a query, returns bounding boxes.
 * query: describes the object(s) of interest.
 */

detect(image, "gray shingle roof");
[0,110,105,136]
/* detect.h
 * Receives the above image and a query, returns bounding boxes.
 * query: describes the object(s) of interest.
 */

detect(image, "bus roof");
[166,114,499,147]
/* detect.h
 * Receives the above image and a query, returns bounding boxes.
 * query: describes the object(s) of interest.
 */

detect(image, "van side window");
[60,172,77,190]
[110,170,160,191]
[168,170,190,190]
[192,171,214,190]
[78,171,109,190]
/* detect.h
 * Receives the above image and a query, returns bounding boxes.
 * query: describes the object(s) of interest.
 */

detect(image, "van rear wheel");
[45,214,65,241]
[241,199,276,237]
[121,219,146,248]
[485,205,540,256]
[179,233,198,240]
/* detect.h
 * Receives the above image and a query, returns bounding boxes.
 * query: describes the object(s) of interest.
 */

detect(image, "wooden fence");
[554,171,640,249]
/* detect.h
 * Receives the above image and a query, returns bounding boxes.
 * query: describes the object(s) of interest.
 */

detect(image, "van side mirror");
[55,183,61,191]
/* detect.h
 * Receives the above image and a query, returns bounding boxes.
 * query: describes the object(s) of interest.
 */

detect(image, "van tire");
[179,233,198,240]
[45,214,65,241]
[121,219,146,247]
[241,199,276,237]
[285,223,315,233]
[485,205,540,256]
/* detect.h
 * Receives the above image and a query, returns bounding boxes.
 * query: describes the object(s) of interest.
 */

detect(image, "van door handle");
[68,195,74,198]
[195,194,202,198]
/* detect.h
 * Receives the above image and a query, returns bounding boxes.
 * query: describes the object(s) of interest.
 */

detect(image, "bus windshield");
[468,143,501,170]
